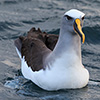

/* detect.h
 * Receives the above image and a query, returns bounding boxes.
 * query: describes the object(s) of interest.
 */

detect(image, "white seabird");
[14,9,89,91]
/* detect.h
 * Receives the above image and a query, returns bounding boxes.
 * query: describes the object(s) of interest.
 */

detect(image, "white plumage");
[15,9,89,91]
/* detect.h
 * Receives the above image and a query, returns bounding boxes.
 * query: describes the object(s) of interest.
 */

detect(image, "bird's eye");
[82,16,84,20]
[65,15,73,20]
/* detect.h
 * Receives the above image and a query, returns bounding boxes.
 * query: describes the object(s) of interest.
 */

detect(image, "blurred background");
[0,0,100,100]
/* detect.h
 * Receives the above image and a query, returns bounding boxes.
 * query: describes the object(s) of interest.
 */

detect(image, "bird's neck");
[55,30,82,59]
[45,26,82,68]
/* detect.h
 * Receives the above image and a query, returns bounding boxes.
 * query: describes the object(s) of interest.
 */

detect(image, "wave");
[83,25,100,44]
[0,0,32,5]
[0,21,22,32]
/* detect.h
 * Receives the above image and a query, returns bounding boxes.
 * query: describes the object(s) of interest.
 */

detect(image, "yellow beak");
[73,18,85,43]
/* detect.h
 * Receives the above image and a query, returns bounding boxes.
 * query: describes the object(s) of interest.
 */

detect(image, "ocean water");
[0,0,100,100]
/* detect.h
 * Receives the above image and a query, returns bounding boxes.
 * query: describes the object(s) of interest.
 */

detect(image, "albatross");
[14,9,89,91]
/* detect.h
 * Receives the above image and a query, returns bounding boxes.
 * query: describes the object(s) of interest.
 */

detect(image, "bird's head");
[62,9,85,43]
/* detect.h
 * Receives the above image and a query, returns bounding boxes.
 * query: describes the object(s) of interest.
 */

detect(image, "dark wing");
[46,34,58,50]
[14,27,58,71]
[27,27,58,50]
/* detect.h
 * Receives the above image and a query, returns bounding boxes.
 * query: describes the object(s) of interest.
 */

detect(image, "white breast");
[21,52,89,91]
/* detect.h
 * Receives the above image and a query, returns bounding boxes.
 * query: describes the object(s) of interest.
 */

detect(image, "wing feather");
[14,27,58,71]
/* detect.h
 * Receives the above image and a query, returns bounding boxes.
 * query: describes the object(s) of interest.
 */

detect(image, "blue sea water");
[0,0,100,100]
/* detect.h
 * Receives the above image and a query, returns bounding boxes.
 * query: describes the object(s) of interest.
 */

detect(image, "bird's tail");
[14,37,23,59]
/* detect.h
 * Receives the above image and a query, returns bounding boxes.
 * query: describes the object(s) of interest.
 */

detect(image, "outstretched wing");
[14,27,58,71]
